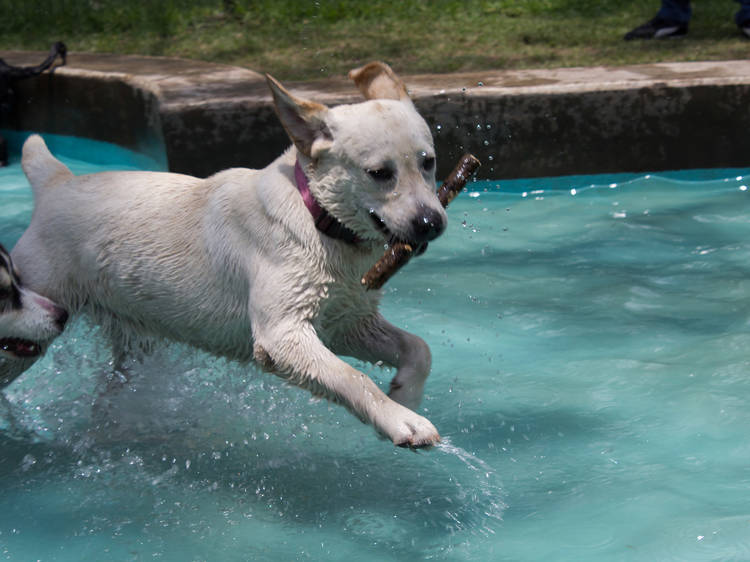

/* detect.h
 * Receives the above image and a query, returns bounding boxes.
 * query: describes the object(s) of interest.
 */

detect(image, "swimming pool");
[1,133,750,560]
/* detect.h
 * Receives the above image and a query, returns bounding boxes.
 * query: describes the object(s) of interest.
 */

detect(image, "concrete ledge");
[2,51,749,179]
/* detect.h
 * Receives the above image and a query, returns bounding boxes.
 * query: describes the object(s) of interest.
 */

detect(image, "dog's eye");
[422,157,436,172]
[367,168,394,182]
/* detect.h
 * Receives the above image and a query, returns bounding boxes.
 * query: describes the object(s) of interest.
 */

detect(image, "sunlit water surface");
[1,133,750,560]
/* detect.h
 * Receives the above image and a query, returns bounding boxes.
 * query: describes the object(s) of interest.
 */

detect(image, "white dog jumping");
[12,62,447,448]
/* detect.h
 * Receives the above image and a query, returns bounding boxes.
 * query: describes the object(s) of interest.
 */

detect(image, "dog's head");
[0,243,67,386]
[267,62,447,250]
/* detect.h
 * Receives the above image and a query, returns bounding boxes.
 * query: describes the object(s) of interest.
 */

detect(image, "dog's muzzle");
[410,207,446,243]
[369,207,445,255]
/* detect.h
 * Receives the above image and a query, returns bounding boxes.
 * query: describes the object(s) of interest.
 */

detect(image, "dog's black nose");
[411,207,445,243]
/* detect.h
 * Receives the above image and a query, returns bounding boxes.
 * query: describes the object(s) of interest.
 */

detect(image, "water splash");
[432,436,507,538]
[436,436,497,476]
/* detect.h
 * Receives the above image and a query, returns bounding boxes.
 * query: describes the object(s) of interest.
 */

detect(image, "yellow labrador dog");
[12,62,446,448]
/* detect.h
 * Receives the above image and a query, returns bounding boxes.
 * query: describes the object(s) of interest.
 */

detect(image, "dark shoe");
[624,17,688,40]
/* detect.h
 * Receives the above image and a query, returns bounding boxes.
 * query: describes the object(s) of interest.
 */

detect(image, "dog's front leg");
[253,321,439,448]
[333,314,431,411]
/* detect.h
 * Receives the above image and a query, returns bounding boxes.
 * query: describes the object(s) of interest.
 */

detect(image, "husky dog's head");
[267,62,447,250]
[0,243,67,387]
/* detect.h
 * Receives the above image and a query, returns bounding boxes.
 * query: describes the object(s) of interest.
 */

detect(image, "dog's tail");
[21,134,73,197]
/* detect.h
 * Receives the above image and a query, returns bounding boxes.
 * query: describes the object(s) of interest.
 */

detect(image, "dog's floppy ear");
[266,74,332,158]
[348,61,411,102]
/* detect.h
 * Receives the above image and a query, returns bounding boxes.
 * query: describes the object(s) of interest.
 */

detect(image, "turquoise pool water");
[1,134,750,560]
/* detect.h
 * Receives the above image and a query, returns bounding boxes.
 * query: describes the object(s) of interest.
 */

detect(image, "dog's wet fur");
[11,62,446,447]
[0,243,67,387]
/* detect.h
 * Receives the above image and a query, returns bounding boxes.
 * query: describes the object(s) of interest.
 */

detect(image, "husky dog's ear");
[348,61,411,102]
[266,75,333,158]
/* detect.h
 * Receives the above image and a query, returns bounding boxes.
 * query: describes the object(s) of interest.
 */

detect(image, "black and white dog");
[0,242,67,387]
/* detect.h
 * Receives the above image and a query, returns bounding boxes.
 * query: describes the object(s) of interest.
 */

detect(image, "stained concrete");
[1,51,748,179]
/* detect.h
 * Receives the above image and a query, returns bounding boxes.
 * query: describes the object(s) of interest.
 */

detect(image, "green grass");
[0,0,747,80]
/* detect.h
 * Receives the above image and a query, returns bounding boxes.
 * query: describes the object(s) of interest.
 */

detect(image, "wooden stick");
[361,153,481,290]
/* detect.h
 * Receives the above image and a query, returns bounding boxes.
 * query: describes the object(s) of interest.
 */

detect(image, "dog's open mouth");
[0,338,42,359]
[369,210,393,239]
[369,211,428,255]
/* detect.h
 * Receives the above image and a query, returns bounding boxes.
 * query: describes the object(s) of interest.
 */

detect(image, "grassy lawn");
[1,0,748,80]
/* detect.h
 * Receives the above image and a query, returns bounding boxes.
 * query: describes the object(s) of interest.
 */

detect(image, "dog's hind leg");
[253,320,439,448]
[90,325,141,429]
[99,323,139,393]
[332,314,431,412]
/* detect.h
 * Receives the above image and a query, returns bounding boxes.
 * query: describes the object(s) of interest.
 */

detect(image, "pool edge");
[1,51,748,180]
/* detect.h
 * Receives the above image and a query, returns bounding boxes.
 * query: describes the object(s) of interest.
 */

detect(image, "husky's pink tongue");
[0,338,41,359]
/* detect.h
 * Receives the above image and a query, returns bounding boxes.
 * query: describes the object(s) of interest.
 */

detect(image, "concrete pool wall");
[1,51,749,179]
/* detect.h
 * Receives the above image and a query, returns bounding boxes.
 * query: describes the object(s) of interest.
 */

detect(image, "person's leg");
[657,0,692,24]
[624,1,691,40]
[736,0,750,36]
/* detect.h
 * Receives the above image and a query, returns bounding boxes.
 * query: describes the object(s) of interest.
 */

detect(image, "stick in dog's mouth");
[361,154,481,291]
[368,211,429,254]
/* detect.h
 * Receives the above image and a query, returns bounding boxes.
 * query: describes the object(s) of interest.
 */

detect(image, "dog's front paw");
[376,405,440,449]
[395,418,440,450]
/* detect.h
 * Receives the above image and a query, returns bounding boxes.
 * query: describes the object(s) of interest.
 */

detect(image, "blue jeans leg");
[736,0,750,25]
[657,0,692,23]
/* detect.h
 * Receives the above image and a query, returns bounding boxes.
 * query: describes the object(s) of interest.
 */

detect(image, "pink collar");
[294,159,360,244]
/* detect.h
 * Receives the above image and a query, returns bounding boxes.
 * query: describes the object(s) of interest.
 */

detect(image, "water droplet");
[21,455,36,471]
